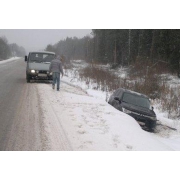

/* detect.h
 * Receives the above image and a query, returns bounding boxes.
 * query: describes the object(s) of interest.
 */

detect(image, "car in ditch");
[108,88,157,131]
[25,51,55,83]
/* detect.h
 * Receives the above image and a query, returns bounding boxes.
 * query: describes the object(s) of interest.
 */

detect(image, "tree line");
[45,36,91,62]
[45,30,180,72]
[0,36,26,60]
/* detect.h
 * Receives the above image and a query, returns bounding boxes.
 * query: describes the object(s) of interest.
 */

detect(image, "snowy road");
[0,58,48,150]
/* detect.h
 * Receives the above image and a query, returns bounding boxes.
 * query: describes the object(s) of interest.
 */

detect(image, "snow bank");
[63,61,180,150]
[0,57,21,65]
[37,81,172,151]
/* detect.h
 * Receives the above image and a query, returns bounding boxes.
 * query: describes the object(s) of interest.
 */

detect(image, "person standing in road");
[49,55,64,91]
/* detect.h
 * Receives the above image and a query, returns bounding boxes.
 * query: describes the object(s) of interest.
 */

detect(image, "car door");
[111,89,123,111]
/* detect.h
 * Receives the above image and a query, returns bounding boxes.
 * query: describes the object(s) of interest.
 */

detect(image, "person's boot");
[52,84,55,89]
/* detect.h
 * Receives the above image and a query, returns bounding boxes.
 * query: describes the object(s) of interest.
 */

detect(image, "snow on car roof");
[118,88,149,99]
[29,51,55,54]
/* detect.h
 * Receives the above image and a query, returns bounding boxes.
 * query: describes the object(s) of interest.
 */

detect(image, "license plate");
[38,73,47,77]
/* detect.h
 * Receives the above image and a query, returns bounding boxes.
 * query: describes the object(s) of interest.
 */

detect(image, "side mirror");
[25,56,27,62]
[114,97,121,103]
[151,106,154,111]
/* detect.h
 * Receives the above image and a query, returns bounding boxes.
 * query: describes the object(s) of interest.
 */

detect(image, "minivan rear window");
[29,53,55,63]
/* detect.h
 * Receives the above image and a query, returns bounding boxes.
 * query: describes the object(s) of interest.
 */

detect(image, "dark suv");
[25,51,55,83]
[108,88,157,131]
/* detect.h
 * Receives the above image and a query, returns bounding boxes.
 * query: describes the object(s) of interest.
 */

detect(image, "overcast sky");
[0,29,92,53]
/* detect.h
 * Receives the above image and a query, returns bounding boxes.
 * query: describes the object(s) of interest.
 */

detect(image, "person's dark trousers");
[52,72,60,90]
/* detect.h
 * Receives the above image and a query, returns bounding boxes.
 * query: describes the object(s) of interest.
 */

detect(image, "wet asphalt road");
[0,58,26,150]
[0,58,46,150]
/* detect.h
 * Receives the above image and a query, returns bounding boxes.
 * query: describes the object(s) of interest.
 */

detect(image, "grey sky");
[0,29,92,53]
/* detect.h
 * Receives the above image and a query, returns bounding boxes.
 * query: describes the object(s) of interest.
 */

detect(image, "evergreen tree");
[0,37,11,60]
[44,29,180,74]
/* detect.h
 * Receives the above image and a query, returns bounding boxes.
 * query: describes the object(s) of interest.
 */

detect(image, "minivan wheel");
[178,71,180,78]
[26,75,31,83]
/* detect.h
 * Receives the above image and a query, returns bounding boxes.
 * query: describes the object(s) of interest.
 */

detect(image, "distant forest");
[45,29,180,72]
[0,36,26,60]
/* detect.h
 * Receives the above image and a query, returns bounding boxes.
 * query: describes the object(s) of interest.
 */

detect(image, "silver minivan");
[25,51,55,83]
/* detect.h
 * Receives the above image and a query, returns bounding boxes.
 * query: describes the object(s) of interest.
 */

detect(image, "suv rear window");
[122,92,150,109]
[113,89,122,96]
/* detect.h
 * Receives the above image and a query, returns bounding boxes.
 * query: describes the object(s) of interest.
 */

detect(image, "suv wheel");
[146,120,156,132]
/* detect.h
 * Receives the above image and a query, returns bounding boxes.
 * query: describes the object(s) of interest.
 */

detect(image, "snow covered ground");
[0,57,20,64]
[0,60,177,180]
[56,60,180,150]
[37,81,173,150]
[34,72,180,150]
[2,57,180,150]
